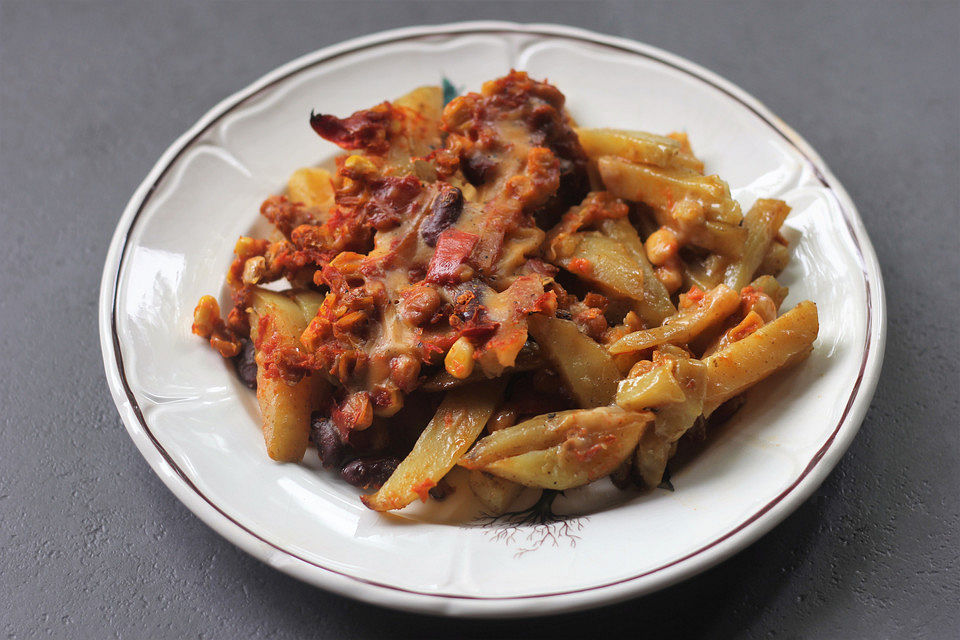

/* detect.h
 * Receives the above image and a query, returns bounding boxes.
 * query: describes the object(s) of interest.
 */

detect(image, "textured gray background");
[1,1,958,638]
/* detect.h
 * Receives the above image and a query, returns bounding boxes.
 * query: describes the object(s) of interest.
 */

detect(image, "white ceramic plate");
[99,22,885,617]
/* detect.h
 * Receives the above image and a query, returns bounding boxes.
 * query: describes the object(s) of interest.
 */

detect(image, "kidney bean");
[346,422,389,455]
[420,187,464,247]
[232,338,257,389]
[429,478,454,501]
[461,152,495,185]
[339,456,400,490]
[310,413,351,469]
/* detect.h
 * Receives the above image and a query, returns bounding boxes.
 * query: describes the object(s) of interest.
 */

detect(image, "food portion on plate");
[191,71,818,514]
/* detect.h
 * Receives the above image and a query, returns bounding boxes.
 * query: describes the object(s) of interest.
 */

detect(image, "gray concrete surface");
[1,1,958,638]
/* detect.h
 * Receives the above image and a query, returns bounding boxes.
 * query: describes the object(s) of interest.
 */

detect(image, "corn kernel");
[344,154,377,176]
[444,336,475,379]
[242,256,266,284]
[191,295,220,338]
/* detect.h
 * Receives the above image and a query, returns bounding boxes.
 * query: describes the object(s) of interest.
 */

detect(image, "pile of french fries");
[194,81,818,516]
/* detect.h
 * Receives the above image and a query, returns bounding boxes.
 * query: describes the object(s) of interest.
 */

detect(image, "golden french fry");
[577,128,704,173]
[630,349,706,487]
[545,192,673,327]
[597,156,742,225]
[549,230,677,327]
[527,314,621,409]
[651,350,706,442]
[687,219,748,256]
[248,288,319,462]
[757,240,790,277]
[459,412,557,470]
[388,85,444,166]
[290,289,324,323]
[609,284,740,353]
[749,275,789,308]
[462,407,651,490]
[702,310,766,359]
[551,231,643,296]
[578,128,679,168]
[616,364,686,411]
[393,85,443,124]
[702,300,819,416]
[681,256,720,291]
[287,167,335,211]
[362,379,505,511]
[634,428,674,489]
[598,217,676,326]
[724,199,791,290]
[468,471,524,516]
[666,131,705,173]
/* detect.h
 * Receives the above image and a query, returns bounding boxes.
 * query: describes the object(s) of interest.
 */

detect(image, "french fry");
[686,219,748,256]
[578,128,679,167]
[749,275,789,308]
[634,429,674,489]
[609,284,740,354]
[651,349,706,442]
[390,85,444,162]
[393,85,444,125]
[527,314,621,408]
[615,364,686,411]
[362,379,505,511]
[703,252,732,282]
[632,349,706,487]
[702,310,766,359]
[545,192,673,326]
[286,167,335,212]
[597,156,742,225]
[247,288,319,462]
[666,131,705,173]
[757,240,790,277]
[290,289,324,323]
[724,199,791,290]
[702,300,819,416]
[577,128,704,173]
[468,471,524,516]
[549,230,676,328]
[550,231,644,298]
[461,407,651,490]
[696,277,783,358]
[598,217,676,326]
[459,411,557,469]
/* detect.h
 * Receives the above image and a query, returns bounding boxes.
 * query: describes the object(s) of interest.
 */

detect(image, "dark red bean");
[420,187,464,247]
[346,422,389,455]
[232,338,257,389]
[429,478,454,501]
[310,413,351,469]
[461,152,495,185]
[339,456,400,490]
